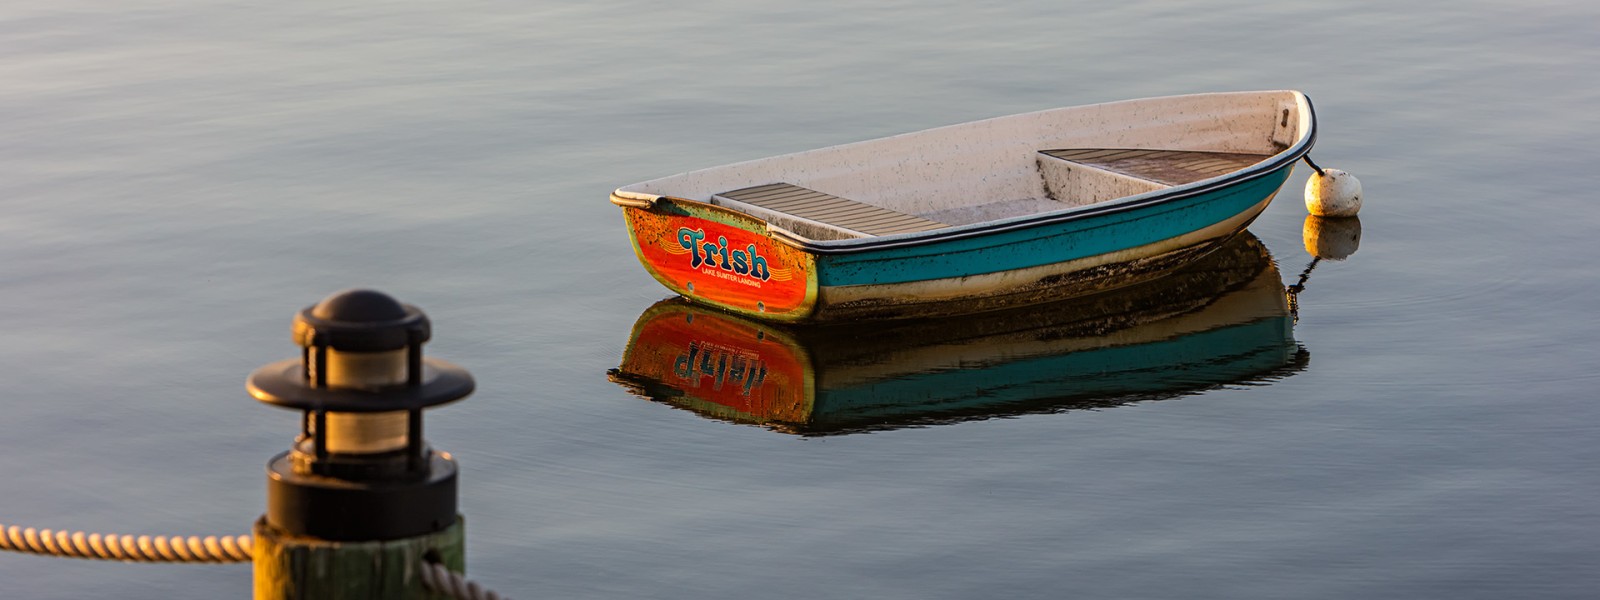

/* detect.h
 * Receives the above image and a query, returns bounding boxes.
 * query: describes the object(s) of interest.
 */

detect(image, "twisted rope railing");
[2,521,509,599]
[420,559,509,600]
[0,523,252,563]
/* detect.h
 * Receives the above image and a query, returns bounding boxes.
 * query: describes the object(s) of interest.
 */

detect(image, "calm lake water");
[3,1,1598,598]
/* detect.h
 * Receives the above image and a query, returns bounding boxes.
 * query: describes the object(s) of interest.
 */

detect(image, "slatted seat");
[716,183,948,237]
[1041,149,1271,186]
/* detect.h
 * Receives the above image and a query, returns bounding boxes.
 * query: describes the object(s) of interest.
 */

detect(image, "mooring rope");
[4,521,509,597]
[420,559,509,600]
[1302,154,1328,177]
[0,523,252,563]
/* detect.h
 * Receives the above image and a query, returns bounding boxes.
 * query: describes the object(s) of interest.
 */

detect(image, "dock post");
[246,289,476,599]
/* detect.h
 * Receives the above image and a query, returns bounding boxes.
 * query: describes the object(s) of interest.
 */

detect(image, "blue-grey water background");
[3,1,1597,598]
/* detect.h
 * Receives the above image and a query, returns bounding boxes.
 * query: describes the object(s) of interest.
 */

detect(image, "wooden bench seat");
[716,183,948,237]
[1041,148,1270,186]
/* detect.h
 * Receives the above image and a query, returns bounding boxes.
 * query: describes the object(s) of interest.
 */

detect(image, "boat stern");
[614,193,820,321]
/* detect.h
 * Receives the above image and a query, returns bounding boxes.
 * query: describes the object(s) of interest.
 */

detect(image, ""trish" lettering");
[677,228,771,280]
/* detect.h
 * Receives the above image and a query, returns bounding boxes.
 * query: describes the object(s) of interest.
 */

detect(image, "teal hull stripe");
[815,167,1290,287]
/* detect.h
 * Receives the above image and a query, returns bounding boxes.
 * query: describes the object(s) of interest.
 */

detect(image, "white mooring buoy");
[1304,168,1363,217]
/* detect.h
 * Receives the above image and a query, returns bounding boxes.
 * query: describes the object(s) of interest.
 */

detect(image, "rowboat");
[608,234,1306,435]
[611,90,1317,322]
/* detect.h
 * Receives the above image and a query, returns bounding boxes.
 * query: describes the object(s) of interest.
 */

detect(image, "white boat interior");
[615,91,1313,242]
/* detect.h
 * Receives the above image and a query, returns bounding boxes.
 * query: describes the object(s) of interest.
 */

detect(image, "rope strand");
[1302,154,1328,177]
[5,520,511,598]
[420,559,508,600]
[0,523,251,563]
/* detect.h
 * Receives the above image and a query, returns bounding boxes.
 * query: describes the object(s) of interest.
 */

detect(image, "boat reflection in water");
[608,234,1308,436]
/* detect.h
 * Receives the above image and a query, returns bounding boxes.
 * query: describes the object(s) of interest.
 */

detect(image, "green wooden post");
[253,517,465,600]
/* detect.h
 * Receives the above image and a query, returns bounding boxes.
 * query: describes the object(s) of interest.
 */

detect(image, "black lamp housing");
[248,289,474,541]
